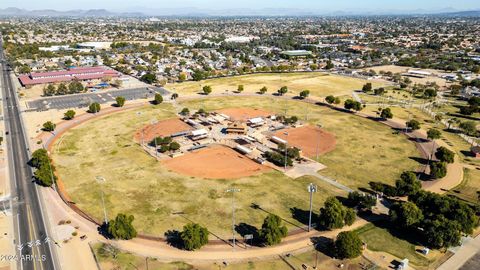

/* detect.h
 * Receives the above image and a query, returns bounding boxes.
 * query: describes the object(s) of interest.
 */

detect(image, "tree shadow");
[408,137,429,143]
[97,222,112,239]
[311,236,335,258]
[235,223,261,246]
[173,213,231,246]
[251,203,306,231]
[409,156,430,165]
[290,207,318,227]
[461,150,475,158]
[369,181,397,197]
[359,212,425,247]
[164,230,184,249]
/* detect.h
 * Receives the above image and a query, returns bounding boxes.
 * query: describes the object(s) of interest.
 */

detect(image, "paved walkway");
[438,234,480,270]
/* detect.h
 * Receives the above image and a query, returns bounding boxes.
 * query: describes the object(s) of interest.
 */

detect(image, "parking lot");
[27,87,169,111]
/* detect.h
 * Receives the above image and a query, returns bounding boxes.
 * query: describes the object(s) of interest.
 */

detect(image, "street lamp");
[307,183,317,232]
[96,176,108,225]
[226,188,240,251]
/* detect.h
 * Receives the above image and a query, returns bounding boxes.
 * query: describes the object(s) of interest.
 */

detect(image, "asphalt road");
[460,251,480,270]
[1,38,58,269]
[27,86,169,111]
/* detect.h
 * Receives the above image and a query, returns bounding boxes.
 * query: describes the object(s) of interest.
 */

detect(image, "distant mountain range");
[0,7,479,17]
[0,7,143,17]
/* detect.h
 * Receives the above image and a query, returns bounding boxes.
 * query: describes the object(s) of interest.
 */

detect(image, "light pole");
[96,176,108,224]
[226,188,240,251]
[284,132,289,171]
[307,183,317,232]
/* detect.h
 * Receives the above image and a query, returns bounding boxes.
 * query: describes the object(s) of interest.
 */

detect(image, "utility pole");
[226,188,240,251]
[307,183,317,232]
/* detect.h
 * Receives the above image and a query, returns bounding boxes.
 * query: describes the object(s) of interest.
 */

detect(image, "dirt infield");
[134,118,193,142]
[216,107,273,121]
[162,145,270,179]
[274,125,336,158]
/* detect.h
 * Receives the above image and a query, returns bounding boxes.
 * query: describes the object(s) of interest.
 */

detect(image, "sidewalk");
[437,234,480,270]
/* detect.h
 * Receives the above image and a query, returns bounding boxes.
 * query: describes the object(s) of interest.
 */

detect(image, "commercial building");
[280,50,312,57]
[18,66,120,86]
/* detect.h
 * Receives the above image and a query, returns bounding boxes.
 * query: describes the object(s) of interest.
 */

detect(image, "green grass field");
[168,72,385,98]
[52,96,420,237]
[363,105,480,166]
[449,168,480,204]
[355,223,447,269]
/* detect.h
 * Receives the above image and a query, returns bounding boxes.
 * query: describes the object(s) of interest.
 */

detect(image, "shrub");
[42,121,56,132]
[64,110,76,120]
[88,102,101,113]
[153,93,163,105]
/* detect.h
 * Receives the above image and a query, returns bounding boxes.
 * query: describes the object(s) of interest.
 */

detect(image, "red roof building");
[18,66,120,86]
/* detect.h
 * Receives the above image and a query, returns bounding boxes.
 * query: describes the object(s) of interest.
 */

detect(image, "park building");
[226,122,247,135]
[18,66,120,87]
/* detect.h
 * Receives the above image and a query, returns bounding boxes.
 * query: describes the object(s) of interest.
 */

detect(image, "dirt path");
[115,218,369,263]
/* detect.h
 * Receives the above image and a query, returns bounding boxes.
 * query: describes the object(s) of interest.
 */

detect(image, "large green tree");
[362,83,372,92]
[348,191,376,211]
[424,217,462,248]
[389,202,424,228]
[380,108,393,119]
[277,86,288,96]
[259,214,288,246]
[406,119,421,131]
[318,197,356,230]
[344,99,362,111]
[335,231,363,259]
[395,171,421,196]
[180,223,209,251]
[430,161,447,179]
[435,147,455,163]
[140,73,157,84]
[107,213,137,240]
[299,90,310,99]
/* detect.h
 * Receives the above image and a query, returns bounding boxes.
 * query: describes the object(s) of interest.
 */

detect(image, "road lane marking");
[26,204,38,270]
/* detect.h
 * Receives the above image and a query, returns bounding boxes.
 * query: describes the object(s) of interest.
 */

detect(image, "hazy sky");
[1,0,479,12]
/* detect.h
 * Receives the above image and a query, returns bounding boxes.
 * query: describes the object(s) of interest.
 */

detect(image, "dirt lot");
[216,107,273,121]
[274,125,336,158]
[134,118,192,142]
[162,145,269,179]
[362,65,449,86]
